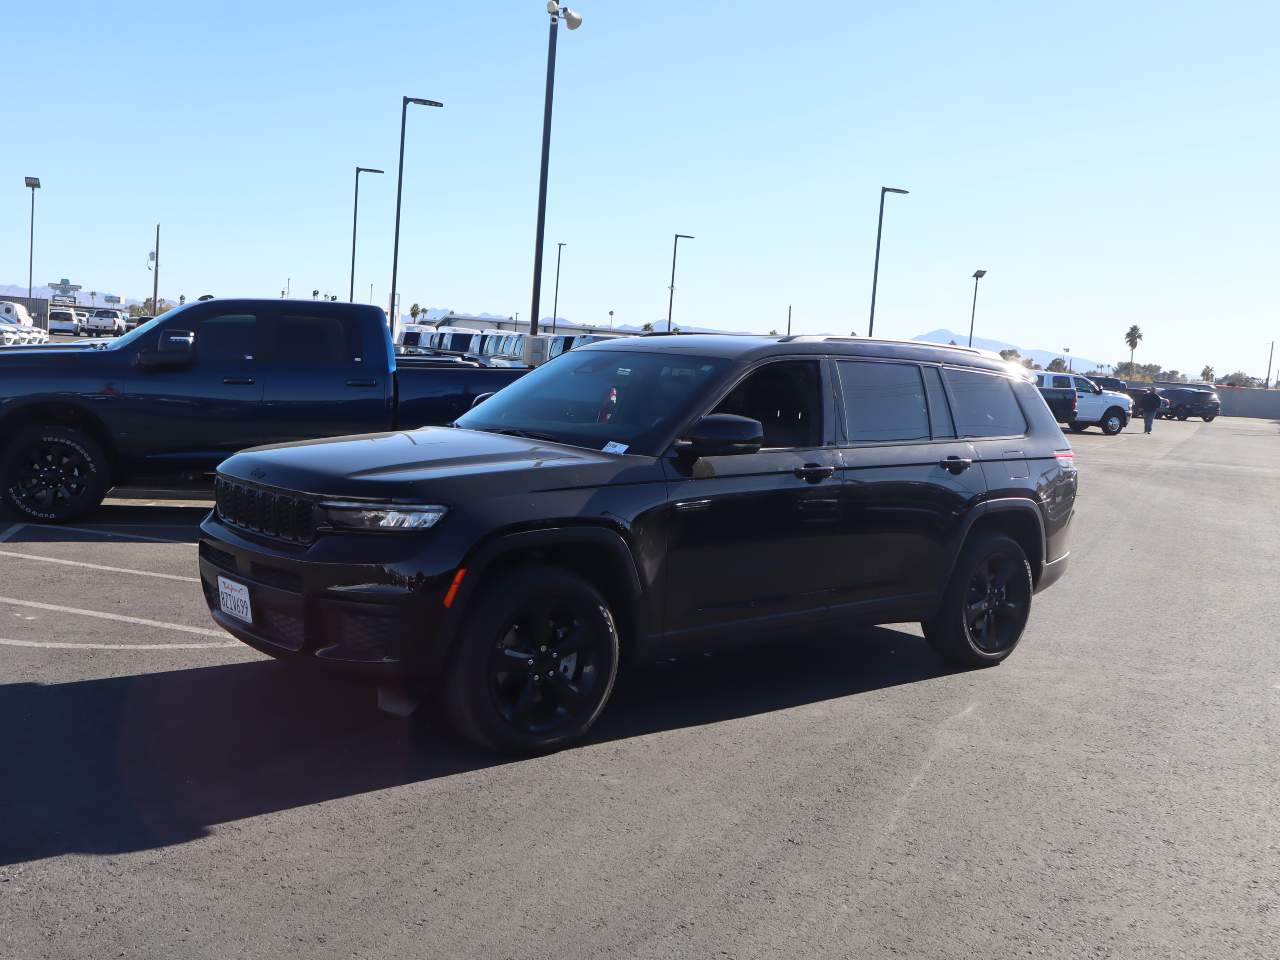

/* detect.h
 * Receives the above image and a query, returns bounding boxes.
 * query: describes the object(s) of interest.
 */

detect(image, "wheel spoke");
[492,647,536,676]
[547,673,588,712]
[550,621,586,657]
[509,677,539,726]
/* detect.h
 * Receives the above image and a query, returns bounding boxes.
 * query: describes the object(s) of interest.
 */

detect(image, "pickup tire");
[1067,422,1088,433]
[922,531,1032,668]
[1100,408,1126,435]
[1202,415,1216,423]
[444,564,620,753]
[0,425,110,523]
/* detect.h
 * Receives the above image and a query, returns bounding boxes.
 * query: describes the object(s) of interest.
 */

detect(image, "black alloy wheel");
[446,565,619,752]
[0,425,109,523]
[922,531,1033,668]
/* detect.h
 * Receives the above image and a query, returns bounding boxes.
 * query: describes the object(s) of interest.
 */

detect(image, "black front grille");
[214,477,317,544]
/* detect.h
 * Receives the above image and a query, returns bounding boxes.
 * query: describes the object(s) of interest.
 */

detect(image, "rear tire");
[444,565,620,753]
[1068,422,1088,433]
[922,532,1033,668]
[0,425,110,523]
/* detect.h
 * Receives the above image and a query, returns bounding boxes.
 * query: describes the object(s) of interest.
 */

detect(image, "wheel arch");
[960,499,1047,587]
[445,524,647,665]
[0,399,121,479]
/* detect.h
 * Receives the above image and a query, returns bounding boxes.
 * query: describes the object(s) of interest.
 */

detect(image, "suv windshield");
[455,348,731,455]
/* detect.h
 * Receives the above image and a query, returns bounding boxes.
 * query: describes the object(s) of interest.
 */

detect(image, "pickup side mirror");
[675,413,763,458]
[136,329,195,370]
[470,391,496,409]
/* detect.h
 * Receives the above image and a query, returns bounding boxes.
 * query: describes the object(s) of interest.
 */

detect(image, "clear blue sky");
[3,1,1277,377]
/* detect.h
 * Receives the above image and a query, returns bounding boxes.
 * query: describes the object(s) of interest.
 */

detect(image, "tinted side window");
[836,361,929,443]
[196,313,257,367]
[712,360,822,448]
[922,366,956,439]
[944,368,1028,438]
[1052,375,1072,389]
[273,311,364,365]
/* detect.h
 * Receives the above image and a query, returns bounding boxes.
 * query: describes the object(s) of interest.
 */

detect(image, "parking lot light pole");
[967,269,987,348]
[350,166,384,301]
[667,233,694,332]
[529,2,583,339]
[152,225,160,317]
[390,97,443,331]
[551,242,566,333]
[24,177,40,300]
[1266,340,1274,390]
[868,186,908,338]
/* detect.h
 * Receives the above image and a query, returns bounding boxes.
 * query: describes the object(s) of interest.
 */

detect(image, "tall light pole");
[24,177,41,300]
[608,309,614,330]
[967,269,987,348]
[529,1,583,339]
[667,233,694,332]
[1265,340,1275,390]
[867,185,908,338]
[152,224,160,316]
[350,166,384,301]
[787,304,792,337]
[551,241,566,333]
[390,97,443,330]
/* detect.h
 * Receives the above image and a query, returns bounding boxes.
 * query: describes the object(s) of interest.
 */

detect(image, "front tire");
[0,425,110,523]
[922,532,1033,668]
[1100,408,1126,435]
[444,565,620,753]
[1202,415,1216,423]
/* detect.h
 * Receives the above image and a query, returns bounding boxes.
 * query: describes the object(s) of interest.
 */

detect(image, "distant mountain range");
[912,328,1103,372]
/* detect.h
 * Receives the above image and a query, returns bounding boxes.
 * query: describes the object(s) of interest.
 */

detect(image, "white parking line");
[0,549,199,582]
[0,595,225,637]
[0,637,238,650]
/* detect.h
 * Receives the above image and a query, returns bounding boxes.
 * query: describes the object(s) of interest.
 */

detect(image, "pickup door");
[256,305,392,444]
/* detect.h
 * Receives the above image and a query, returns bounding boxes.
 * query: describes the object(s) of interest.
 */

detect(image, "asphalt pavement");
[2,417,1278,959]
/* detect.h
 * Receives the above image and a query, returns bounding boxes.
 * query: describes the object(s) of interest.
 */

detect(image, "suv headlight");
[318,501,447,532]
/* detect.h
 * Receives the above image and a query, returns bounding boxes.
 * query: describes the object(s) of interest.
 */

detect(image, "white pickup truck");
[85,308,127,336]
[1035,372,1132,435]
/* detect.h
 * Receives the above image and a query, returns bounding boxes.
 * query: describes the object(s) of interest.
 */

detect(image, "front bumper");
[198,514,459,680]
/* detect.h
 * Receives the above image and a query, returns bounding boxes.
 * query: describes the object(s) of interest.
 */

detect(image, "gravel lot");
[2,417,1277,959]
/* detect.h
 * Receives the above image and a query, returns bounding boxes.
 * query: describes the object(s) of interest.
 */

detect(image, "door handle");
[346,378,377,388]
[674,498,711,513]
[793,463,834,483]
[940,456,973,474]
[222,377,256,385]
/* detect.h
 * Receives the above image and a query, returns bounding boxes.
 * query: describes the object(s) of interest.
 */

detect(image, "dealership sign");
[47,278,82,297]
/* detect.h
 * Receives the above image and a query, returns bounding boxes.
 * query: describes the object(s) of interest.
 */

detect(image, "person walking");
[1138,386,1161,433]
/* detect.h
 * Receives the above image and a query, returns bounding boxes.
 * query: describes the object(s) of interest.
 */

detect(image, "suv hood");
[217,427,656,501]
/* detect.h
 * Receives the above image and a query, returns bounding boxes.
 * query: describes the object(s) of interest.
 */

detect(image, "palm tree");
[409,303,421,323]
[89,290,97,307]
[1200,365,1214,383]
[641,321,654,332]
[1124,325,1143,370]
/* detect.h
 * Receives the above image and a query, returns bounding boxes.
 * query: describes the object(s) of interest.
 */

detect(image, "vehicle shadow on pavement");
[1,504,210,544]
[0,627,951,866]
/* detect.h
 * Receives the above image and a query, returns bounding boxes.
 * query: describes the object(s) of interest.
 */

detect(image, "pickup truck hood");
[1101,389,1132,406]
[217,427,649,501]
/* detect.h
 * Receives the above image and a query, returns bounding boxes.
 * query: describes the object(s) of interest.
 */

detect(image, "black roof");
[581,333,1014,374]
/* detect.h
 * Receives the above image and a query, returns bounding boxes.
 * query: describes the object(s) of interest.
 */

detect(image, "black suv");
[198,336,1077,751]
[1160,387,1221,421]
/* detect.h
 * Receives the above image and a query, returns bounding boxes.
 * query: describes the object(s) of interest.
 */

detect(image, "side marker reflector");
[443,568,467,608]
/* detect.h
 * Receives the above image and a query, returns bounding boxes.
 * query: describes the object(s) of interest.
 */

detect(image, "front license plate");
[217,575,253,624]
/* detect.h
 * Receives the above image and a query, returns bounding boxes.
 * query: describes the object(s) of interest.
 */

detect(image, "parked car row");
[397,324,618,366]
[1091,376,1221,422]
[0,302,50,346]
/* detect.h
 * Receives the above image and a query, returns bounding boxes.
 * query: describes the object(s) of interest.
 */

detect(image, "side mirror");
[470,391,496,409]
[675,413,763,458]
[136,329,195,370]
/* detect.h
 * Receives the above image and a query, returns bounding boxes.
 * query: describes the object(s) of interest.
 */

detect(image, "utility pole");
[1266,340,1275,390]
[152,224,160,315]
[787,304,792,337]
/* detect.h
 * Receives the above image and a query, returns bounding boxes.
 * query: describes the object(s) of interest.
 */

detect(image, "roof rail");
[777,334,987,355]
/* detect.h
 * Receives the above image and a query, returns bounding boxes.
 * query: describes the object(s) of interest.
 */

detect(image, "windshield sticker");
[601,441,629,455]
[616,368,631,376]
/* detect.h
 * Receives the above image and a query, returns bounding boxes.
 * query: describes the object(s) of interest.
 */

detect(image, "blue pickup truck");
[0,299,527,522]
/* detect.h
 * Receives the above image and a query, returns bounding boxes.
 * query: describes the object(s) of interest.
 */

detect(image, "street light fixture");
[350,166,384,301]
[867,186,908,338]
[389,97,443,331]
[528,1,584,339]
[551,242,566,334]
[967,269,987,348]
[667,233,694,332]
[24,177,40,300]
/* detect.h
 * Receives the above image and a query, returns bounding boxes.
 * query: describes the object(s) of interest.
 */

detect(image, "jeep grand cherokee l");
[198,335,1077,752]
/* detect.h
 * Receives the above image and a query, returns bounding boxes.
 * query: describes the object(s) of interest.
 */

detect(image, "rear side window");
[943,368,1027,438]
[836,361,930,443]
[273,311,364,365]
[1052,375,1072,389]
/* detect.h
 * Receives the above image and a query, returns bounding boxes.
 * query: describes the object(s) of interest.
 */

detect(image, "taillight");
[1055,449,1075,469]
[1071,393,1078,410]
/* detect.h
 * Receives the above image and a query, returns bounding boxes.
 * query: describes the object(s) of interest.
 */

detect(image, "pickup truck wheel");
[922,532,1032,668]
[1067,422,1088,433]
[1202,415,1216,423]
[445,565,620,753]
[1100,408,1126,435]
[1,426,110,523]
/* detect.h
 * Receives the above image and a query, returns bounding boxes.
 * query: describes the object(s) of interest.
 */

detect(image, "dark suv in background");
[1160,387,1220,421]
[198,335,1078,752]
